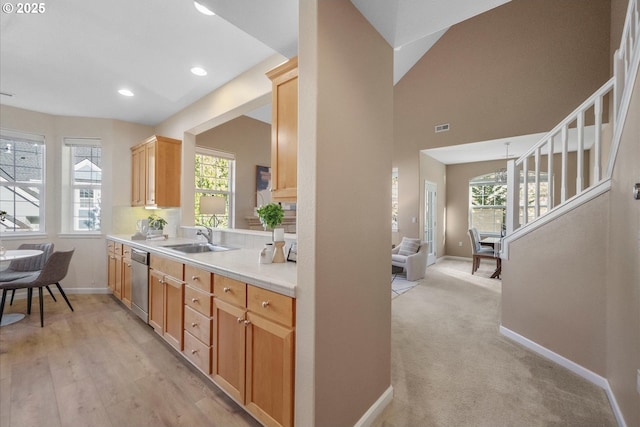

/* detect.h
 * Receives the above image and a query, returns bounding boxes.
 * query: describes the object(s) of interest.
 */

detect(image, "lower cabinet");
[105,241,295,427]
[107,240,131,307]
[212,276,295,427]
[121,245,132,308]
[149,255,185,351]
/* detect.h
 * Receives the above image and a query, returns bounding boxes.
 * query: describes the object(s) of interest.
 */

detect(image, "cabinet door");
[107,253,117,292]
[267,58,298,202]
[121,257,132,308]
[164,275,184,351]
[149,269,165,334]
[145,140,156,206]
[245,312,295,427]
[114,253,122,299]
[212,298,246,403]
[131,145,146,206]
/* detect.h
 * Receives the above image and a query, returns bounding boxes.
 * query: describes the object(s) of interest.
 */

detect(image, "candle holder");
[272,241,286,263]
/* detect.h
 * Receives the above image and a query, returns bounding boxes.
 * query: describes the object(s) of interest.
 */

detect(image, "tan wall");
[502,193,609,374]
[296,0,393,425]
[0,104,153,290]
[606,64,640,427]
[196,115,271,229]
[394,0,612,239]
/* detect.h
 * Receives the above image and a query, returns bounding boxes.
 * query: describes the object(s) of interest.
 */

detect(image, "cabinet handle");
[191,349,198,355]
[261,301,270,308]
[124,250,130,254]
[223,287,231,293]
[191,275,199,281]
[244,320,251,326]
[191,322,198,328]
[237,317,244,323]
[191,298,199,303]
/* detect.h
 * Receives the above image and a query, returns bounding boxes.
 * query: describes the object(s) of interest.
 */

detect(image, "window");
[469,172,507,235]
[0,129,45,234]
[195,148,235,228]
[391,168,398,231]
[62,138,102,232]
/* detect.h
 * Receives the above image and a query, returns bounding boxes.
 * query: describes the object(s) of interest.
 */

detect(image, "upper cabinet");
[131,135,181,208]
[266,57,298,202]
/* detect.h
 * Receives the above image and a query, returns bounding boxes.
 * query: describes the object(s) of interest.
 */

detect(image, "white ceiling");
[424,126,603,165]
[0,0,509,134]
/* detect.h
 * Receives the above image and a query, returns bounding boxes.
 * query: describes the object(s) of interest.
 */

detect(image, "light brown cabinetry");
[266,57,298,202]
[245,287,295,427]
[130,135,181,208]
[149,255,185,351]
[107,241,122,298]
[183,265,214,375]
[211,275,295,427]
[121,246,132,308]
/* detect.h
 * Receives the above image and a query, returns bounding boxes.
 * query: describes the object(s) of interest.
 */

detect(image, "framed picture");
[256,165,271,206]
[287,242,297,262]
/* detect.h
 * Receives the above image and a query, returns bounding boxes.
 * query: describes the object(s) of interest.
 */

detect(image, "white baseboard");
[499,326,627,427]
[353,386,394,427]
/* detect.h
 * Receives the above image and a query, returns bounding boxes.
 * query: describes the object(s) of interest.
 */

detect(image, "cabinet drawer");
[214,275,246,307]
[185,265,212,293]
[183,330,211,374]
[185,285,213,317]
[248,286,295,327]
[150,255,183,279]
[184,305,212,345]
[113,242,123,256]
[107,240,115,254]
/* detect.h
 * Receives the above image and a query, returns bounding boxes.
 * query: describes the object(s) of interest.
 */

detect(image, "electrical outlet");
[458,241,463,247]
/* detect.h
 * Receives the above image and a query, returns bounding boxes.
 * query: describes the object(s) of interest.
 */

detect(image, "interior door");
[424,181,437,266]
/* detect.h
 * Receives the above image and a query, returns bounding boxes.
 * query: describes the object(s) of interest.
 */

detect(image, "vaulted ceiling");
[0,0,509,126]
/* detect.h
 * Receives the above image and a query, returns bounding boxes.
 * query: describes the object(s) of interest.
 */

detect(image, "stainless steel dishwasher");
[130,248,149,323]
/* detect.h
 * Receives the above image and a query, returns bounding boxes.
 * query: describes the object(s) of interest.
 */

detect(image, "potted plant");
[256,203,284,229]
[147,214,167,235]
[256,203,284,240]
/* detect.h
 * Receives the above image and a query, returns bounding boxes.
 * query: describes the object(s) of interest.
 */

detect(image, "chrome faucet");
[196,227,214,244]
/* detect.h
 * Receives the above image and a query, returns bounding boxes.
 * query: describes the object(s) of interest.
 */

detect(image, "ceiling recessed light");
[194,1,215,16]
[118,89,134,97]
[190,67,208,76]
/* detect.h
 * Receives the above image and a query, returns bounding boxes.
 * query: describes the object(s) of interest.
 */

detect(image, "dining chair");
[468,229,497,274]
[0,249,75,327]
[0,242,56,305]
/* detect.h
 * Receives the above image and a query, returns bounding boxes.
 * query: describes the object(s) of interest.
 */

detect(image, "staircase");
[502,0,640,255]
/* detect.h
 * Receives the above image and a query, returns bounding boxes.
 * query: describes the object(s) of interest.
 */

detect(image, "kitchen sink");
[162,243,235,254]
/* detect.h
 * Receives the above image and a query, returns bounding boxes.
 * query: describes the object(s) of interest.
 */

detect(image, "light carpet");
[374,258,617,427]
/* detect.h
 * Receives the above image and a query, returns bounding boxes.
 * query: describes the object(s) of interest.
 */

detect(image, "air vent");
[435,123,450,133]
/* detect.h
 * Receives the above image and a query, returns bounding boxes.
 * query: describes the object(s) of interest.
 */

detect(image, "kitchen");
[0,1,394,426]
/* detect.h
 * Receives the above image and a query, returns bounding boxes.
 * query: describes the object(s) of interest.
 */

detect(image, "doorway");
[424,181,437,266]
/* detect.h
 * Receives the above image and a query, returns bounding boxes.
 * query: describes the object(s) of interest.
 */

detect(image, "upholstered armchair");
[392,238,428,281]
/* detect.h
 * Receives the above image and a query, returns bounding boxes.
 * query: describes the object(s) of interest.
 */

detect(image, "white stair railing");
[505,0,639,237]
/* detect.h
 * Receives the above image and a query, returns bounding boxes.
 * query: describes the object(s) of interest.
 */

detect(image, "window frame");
[62,137,102,234]
[194,148,235,229]
[0,129,46,236]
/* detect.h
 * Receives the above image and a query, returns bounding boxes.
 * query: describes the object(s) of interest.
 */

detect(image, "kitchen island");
[106,234,296,427]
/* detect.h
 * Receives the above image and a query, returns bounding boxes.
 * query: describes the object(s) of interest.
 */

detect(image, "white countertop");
[107,235,297,297]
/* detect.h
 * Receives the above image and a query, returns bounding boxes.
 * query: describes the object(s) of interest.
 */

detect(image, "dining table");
[479,237,502,279]
[0,249,44,326]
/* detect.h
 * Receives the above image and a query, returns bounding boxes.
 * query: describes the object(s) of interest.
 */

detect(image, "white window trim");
[195,147,236,229]
[0,128,46,235]
[62,137,102,234]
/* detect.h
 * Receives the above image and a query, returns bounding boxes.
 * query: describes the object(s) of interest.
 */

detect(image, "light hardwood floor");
[0,294,260,427]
